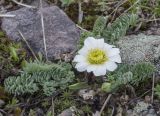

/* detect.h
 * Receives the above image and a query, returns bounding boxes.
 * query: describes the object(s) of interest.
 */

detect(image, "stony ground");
[0,0,160,116]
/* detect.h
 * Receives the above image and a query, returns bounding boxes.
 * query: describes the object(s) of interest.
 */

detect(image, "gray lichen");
[117,34,160,64]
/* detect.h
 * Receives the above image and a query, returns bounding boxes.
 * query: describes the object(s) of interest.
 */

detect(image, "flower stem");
[87,72,96,85]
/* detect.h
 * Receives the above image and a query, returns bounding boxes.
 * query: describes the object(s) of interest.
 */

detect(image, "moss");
[0,31,5,37]
[54,92,76,114]
[65,2,102,30]
[0,35,26,80]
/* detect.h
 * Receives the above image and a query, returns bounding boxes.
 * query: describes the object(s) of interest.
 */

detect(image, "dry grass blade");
[78,1,83,24]
[110,0,128,22]
[11,0,36,8]
[52,97,54,116]
[0,14,15,17]
[40,0,48,61]
[18,30,38,60]
[151,73,155,103]
[123,0,141,14]
[76,24,89,32]
[100,94,112,115]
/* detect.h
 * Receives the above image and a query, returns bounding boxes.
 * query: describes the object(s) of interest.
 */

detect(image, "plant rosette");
[73,37,121,76]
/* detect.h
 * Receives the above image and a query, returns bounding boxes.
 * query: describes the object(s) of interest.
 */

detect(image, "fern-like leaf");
[4,74,39,95]
[110,71,133,92]
[155,84,160,99]
[131,62,155,85]
[4,61,75,96]
[92,16,108,36]
[102,14,138,42]
[107,62,155,92]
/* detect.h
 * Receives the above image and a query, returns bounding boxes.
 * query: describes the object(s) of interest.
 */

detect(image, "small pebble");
[0,112,3,116]
[149,109,156,114]
[146,114,157,116]
[0,99,5,107]
[145,96,151,103]
[142,110,149,115]
[126,109,133,116]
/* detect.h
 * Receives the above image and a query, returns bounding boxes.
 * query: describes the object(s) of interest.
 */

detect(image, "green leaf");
[9,46,19,62]
[92,16,108,36]
[0,31,5,37]
[69,82,89,90]
[155,84,160,99]
[102,14,138,42]
[4,61,75,96]
[101,82,111,92]
[60,0,75,6]
[46,111,52,116]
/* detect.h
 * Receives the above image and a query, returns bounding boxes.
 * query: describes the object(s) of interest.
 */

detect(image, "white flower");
[73,37,121,76]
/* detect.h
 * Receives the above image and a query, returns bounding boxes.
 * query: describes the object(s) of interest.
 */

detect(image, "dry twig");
[100,94,112,115]
[52,97,55,116]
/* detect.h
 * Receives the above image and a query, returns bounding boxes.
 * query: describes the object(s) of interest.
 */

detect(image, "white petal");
[105,61,117,71]
[104,43,114,50]
[86,65,97,73]
[109,55,121,63]
[75,62,88,72]
[93,65,107,76]
[108,48,120,57]
[84,37,97,47]
[96,39,105,48]
[73,55,86,63]
[78,46,89,56]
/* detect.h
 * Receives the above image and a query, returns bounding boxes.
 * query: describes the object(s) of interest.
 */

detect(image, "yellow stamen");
[87,48,108,64]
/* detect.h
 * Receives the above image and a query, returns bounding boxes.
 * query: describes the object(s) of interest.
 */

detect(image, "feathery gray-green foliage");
[130,62,155,85]
[92,16,108,36]
[110,71,133,92]
[107,62,155,92]
[4,61,75,96]
[102,13,138,43]
[79,13,138,48]
[155,84,160,99]
[4,74,39,95]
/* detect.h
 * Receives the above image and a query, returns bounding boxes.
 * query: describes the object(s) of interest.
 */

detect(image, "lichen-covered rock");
[126,101,157,116]
[1,5,80,60]
[117,34,160,64]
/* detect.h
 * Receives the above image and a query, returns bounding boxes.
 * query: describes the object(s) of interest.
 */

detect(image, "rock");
[58,106,84,116]
[78,89,96,100]
[126,101,157,116]
[0,112,3,116]
[148,109,156,114]
[146,115,157,116]
[92,111,100,116]
[0,99,5,107]
[58,109,73,116]
[126,110,133,116]
[1,3,80,60]
[133,101,151,113]
[35,108,44,116]
[117,34,160,64]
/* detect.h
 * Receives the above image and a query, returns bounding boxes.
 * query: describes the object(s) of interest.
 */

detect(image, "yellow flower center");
[87,48,108,64]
